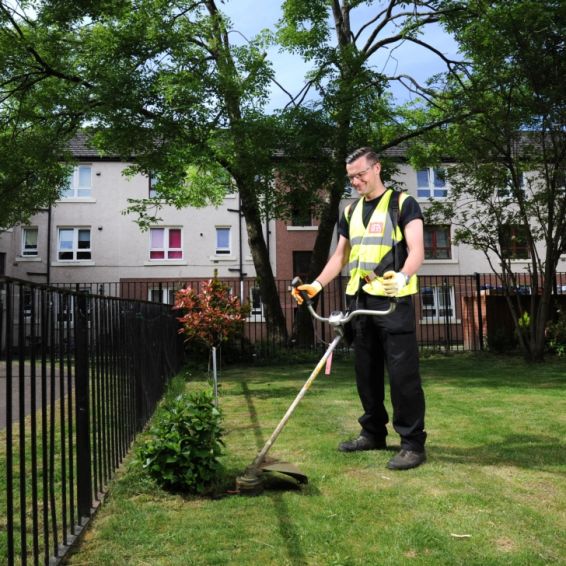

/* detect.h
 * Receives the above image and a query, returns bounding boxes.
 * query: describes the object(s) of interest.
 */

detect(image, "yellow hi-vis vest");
[345,189,418,297]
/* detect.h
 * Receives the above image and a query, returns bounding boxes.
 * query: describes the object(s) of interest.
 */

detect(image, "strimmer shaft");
[251,334,343,468]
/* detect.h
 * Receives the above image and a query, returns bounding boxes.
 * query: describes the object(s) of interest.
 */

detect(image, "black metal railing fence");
[49,272,566,354]
[2,271,565,564]
[0,276,185,566]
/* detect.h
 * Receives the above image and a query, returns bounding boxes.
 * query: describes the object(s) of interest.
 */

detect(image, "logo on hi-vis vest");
[368,222,384,234]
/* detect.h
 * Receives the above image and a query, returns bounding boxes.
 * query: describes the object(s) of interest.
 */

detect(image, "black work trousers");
[350,292,426,452]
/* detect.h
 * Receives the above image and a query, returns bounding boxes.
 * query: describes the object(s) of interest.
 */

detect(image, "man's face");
[346,156,381,198]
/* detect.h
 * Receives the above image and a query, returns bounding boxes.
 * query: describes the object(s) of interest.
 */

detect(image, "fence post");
[134,310,146,431]
[74,291,92,519]
[475,272,484,351]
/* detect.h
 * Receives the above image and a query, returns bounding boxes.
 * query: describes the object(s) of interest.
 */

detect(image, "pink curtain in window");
[168,229,182,258]
[168,229,181,248]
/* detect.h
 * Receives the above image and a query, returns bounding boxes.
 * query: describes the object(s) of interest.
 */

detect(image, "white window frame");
[497,172,525,198]
[149,175,159,198]
[215,226,231,255]
[61,165,93,199]
[21,227,39,257]
[57,227,92,262]
[420,285,456,322]
[148,287,177,304]
[149,227,183,261]
[416,167,447,199]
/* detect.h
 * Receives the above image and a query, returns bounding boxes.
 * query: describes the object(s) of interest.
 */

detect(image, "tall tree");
[423,0,566,361]
[0,0,290,338]
[0,1,467,344]
[0,0,98,227]
[273,0,467,342]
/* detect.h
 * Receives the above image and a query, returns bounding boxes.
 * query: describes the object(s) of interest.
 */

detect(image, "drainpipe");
[228,193,246,302]
[46,205,52,285]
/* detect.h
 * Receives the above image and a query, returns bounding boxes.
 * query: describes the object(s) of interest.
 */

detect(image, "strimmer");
[235,277,396,494]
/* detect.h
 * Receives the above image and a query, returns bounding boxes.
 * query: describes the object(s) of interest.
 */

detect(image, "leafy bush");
[174,278,250,348]
[139,390,224,493]
[489,328,517,353]
[546,310,566,357]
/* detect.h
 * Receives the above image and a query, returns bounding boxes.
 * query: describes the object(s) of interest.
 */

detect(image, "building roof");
[68,131,103,158]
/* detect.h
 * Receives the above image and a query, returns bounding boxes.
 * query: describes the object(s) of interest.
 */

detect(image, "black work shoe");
[338,435,387,452]
[386,449,426,470]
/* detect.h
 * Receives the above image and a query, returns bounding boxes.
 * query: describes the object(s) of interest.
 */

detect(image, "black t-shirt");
[337,190,423,240]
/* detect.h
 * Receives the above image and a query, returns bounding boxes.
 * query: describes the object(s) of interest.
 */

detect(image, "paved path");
[0,362,63,429]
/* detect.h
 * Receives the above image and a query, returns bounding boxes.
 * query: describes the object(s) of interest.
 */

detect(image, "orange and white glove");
[291,280,323,305]
[382,271,408,297]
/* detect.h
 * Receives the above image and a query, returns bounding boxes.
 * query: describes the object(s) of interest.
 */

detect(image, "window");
[499,225,529,260]
[61,165,92,198]
[22,227,38,257]
[291,204,314,226]
[215,227,231,255]
[421,285,455,321]
[57,228,91,261]
[149,228,183,260]
[249,287,264,319]
[416,168,447,199]
[424,225,451,260]
[293,251,312,281]
[149,175,159,198]
[148,288,177,304]
[497,172,524,197]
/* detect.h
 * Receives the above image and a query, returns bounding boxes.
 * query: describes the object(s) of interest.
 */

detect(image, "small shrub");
[546,310,566,357]
[139,390,224,494]
[174,278,250,349]
[489,328,517,353]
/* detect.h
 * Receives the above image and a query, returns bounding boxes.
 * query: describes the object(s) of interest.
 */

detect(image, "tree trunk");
[529,275,556,362]
[294,156,351,346]
[239,182,288,342]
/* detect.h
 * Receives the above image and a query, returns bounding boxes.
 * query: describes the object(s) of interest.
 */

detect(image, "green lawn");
[66,353,565,566]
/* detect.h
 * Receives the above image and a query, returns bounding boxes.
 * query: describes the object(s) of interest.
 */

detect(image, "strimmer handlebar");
[290,276,396,328]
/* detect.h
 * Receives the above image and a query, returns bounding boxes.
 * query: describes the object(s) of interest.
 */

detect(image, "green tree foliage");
[275,1,458,275]
[0,1,91,226]
[422,0,566,361]
[272,0,467,344]
[0,0,289,338]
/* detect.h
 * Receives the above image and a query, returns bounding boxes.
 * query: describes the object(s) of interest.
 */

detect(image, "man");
[291,147,427,470]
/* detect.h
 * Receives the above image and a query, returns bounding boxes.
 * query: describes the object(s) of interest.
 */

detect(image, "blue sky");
[220,0,460,111]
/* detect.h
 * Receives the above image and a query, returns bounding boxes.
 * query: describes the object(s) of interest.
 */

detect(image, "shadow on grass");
[232,380,319,566]
[431,434,566,472]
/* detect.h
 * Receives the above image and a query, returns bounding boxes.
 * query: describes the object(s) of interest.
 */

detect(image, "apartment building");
[276,160,566,280]
[0,134,275,305]
[1,136,563,301]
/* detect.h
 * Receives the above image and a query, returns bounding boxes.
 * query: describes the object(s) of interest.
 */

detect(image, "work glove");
[291,280,322,305]
[382,271,408,297]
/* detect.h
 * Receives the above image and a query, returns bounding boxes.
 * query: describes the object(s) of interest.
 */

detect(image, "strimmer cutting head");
[236,459,308,495]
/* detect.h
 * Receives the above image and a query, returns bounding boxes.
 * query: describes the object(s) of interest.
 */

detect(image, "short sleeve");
[399,194,424,230]
[337,210,349,239]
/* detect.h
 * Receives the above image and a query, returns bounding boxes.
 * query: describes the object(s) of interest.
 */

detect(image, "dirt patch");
[496,537,515,553]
